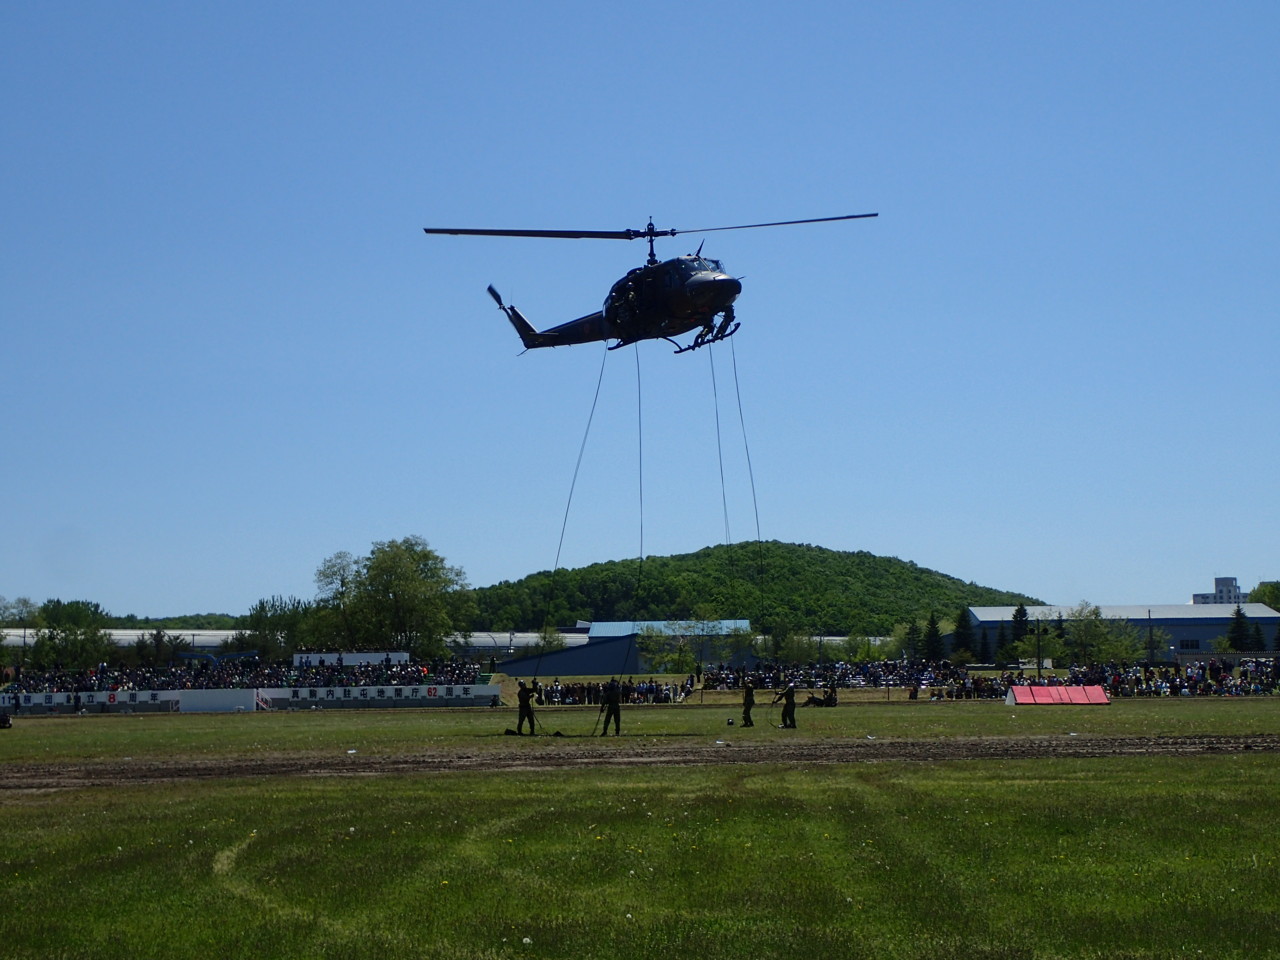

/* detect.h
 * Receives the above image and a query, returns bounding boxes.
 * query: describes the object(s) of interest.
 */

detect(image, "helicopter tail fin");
[487,285,612,349]
[488,285,543,349]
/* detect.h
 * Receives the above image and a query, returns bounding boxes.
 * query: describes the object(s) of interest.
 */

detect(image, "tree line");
[5,539,1277,672]
[1,537,473,671]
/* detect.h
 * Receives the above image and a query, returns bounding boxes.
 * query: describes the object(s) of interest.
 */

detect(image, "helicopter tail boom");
[488,285,613,349]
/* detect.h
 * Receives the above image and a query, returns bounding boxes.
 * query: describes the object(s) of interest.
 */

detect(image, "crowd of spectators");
[1053,658,1280,697]
[7,654,1279,701]
[701,659,1001,697]
[3,655,485,695]
[700,656,1280,700]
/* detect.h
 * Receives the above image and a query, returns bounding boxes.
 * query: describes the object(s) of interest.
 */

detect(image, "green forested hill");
[472,541,1040,636]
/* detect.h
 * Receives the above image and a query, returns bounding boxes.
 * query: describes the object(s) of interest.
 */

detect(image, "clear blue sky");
[3,2,1276,617]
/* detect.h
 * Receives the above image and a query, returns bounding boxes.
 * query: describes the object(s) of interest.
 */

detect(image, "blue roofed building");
[497,619,751,676]
[966,603,1280,660]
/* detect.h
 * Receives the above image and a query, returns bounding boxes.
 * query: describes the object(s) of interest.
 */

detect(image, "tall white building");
[1191,577,1249,605]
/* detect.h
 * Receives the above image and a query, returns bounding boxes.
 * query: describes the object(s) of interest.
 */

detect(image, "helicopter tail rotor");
[487,285,541,349]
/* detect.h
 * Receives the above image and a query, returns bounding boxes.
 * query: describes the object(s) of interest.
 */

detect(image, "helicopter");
[423,213,877,354]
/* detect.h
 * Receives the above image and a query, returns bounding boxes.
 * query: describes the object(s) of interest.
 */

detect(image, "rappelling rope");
[615,345,646,685]
[708,343,739,688]
[553,345,610,577]
[532,344,610,688]
[708,346,732,545]
[728,337,768,641]
[635,344,645,576]
[592,344,647,724]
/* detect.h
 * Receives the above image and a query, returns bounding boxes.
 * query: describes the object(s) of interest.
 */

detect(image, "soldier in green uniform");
[773,683,797,729]
[600,678,622,736]
[516,680,537,735]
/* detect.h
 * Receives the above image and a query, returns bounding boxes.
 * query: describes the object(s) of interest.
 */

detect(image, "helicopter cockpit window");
[692,257,725,274]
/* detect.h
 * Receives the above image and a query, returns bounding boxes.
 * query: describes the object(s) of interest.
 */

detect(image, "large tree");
[315,536,474,658]
[313,550,361,649]
[636,622,699,674]
[239,595,313,660]
[1248,581,1280,611]
[0,595,38,627]
[1016,613,1066,668]
[1096,616,1143,663]
[1064,602,1110,664]
[28,599,116,671]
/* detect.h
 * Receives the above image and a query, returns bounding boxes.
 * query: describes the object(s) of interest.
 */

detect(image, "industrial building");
[497,619,751,677]
[1192,576,1250,605]
[966,603,1279,658]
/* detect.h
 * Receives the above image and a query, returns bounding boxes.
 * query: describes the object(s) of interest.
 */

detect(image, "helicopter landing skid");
[671,321,740,354]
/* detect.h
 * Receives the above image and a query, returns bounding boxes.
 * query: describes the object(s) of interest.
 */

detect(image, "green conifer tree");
[952,605,976,659]
[923,611,944,661]
[1226,605,1251,652]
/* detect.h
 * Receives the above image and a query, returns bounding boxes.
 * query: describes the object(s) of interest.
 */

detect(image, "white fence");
[2,683,501,714]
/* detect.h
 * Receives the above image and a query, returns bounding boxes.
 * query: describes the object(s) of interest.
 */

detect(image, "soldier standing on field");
[741,681,755,727]
[600,678,622,736]
[516,680,537,735]
[773,682,797,729]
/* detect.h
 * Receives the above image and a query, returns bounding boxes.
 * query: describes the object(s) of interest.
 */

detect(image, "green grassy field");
[3,698,1279,959]
[2,695,1278,763]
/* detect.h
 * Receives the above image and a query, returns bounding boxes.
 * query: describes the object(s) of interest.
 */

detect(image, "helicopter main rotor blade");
[424,216,874,241]
[674,213,878,235]
[424,227,648,240]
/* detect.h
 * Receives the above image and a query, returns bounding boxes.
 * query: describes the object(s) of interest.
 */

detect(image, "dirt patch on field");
[4,734,1278,792]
